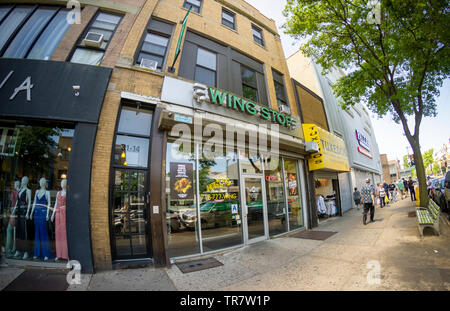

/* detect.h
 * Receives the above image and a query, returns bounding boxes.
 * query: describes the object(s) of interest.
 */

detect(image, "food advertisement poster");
[288,173,298,196]
[170,162,194,200]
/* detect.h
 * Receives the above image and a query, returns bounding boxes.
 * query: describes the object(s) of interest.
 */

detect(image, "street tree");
[283,0,450,206]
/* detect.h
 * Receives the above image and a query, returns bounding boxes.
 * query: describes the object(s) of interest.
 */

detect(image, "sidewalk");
[1,198,449,291]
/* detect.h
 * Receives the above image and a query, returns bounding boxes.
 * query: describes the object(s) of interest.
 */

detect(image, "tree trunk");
[410,138,429,208]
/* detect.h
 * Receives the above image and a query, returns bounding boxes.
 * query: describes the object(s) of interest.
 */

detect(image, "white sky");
[245,0,450,167]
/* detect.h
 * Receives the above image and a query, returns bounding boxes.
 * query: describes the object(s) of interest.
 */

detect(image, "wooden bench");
[416,199,440,237]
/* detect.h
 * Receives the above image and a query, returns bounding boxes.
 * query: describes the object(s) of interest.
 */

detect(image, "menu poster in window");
[287,173,298,196]
[170,162,194,200]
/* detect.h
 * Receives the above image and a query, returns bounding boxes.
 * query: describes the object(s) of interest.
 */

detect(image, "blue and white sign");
[231,204,238,214]
[355,129,371,152]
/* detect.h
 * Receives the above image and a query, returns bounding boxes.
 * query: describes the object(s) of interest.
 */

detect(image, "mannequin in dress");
[6,181,20,256]
[51,179,68,261]
[29,178,52,261]
[12,176,32,259]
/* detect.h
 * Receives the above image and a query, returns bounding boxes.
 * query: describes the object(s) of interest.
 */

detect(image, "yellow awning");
[302,124,350,172]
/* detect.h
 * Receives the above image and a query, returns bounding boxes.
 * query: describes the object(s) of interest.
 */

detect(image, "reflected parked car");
[181,201,240,229]
[166,209,182,232]
[430,177,447,212]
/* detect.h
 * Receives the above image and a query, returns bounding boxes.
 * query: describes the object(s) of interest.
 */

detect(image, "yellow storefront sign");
[302,124,350,172]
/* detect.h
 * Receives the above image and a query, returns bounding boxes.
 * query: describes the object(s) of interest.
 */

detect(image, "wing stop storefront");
[110,76,310,265]
[302,124,350,226]
[0,59,111,273]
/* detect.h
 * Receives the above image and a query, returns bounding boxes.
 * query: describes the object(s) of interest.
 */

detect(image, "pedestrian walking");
[397,179,405,199]
[403,178,409,198]
[360,178,375,225]
[408,177,416,201]
[353,187,361,210]
[379,183,386,208]
[389,182,397,202]
[382,181,389,205]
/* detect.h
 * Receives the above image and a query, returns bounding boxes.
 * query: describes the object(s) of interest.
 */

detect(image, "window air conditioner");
[279,104,291,114]
[83,32,104,48]
[140,58,158,71]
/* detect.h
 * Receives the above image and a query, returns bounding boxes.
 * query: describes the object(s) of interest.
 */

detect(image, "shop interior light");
[123,161,127,166]
[68,147,71,152]
[121,151,126,158]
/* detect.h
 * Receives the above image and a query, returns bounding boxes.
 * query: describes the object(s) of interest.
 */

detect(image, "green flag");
[169,6,191,71]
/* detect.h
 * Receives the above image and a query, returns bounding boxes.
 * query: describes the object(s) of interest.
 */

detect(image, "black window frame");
[251,24,264,47]
[109,101,155,261]
[136,31,170,70]
[272,69,289,110]
[221,8,236,30]
[0,4,73,58]
[194,46,217,87]
[183,0,203,14]
[240,65,259,103]
[69,10,123,64]
[134,18,174,72]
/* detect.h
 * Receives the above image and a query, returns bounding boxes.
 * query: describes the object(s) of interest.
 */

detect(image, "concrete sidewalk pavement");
[1,198,449,291]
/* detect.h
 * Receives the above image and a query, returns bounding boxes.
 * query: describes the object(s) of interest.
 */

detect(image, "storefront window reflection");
[166,139,199,258]
[199,148,242,252]
[284,159,303,230]
[264,157,287,236]
[0,124,72,262]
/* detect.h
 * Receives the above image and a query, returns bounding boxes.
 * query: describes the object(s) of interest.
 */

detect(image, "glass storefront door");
[110,103,153,260]
[242,176,267,242]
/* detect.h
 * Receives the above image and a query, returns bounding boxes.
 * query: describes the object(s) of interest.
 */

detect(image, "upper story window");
[241,66,258,102]
[183,0,202,14]
[0,5,71,60]
[135,18,174,71]
[195,47,217,86]
[221,8,235,30]
[272,69,289,113]
[70,11,122,66]
[178,31,269,106]
[137,33,169,70]
[252,24,264,47]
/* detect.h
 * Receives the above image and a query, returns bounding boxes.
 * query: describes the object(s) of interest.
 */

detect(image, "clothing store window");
[166,139,199,258]
[284,159,303,230]
[315,177,339,218]
[264,157,287,235]
[0,123,73,262]
[199,147,242,251]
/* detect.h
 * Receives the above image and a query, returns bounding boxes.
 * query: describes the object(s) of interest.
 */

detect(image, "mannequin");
[12,176,32,259]
[51,179,68,261]
[29,178,52,261]
[6,181,20,256]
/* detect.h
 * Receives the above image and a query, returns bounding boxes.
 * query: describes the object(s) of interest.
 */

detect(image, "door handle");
[146,192,150,204]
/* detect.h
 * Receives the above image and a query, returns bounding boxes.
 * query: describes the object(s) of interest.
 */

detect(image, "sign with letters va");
[303,124,350,172]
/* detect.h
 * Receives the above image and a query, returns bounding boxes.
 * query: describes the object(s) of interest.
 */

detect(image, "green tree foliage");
[403,154,411,168]
[422,148,434,169]
[283,0,449,206]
